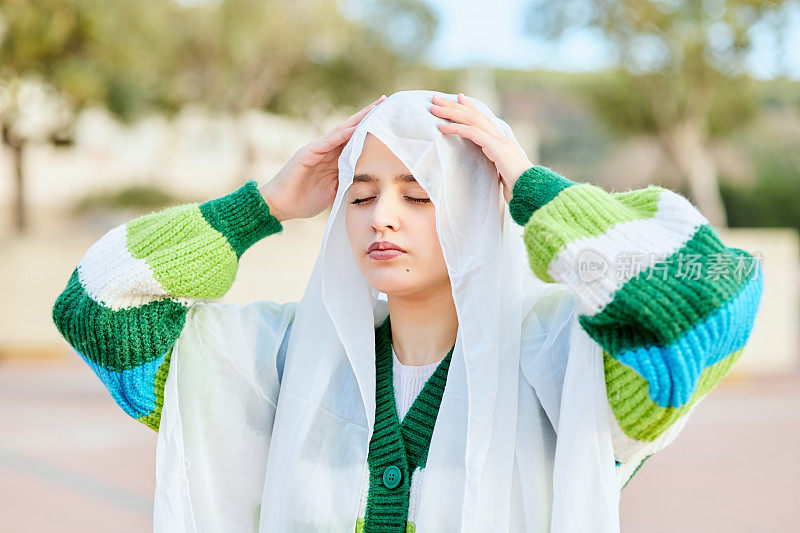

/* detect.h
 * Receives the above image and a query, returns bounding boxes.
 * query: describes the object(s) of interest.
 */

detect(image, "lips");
[368,241,406,253]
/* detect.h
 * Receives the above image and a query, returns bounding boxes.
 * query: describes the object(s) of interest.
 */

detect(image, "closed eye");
[350,197,431,205]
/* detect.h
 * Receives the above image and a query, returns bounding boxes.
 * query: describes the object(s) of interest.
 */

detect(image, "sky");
[401,0,800,80]
[176,0,800,80]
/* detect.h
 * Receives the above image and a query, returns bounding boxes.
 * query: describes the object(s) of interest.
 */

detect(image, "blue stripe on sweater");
[74,347,167,418]
[612,263,763,409]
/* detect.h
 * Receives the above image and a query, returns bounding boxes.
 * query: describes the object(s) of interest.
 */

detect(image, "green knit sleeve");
[51,179,284,431]
[510,165,764,489]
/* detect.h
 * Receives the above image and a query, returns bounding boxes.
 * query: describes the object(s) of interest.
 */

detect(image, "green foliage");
[574,69,759,138]
[0,0,438,122]
[577,70,660,135]
[0,0,188,120]
[161,0,437,118]
[706,77,760,137]
[757,78,800,110]
[720,157,800,231]
[74,185,186,214]
[521,0,791,137]
[339,0,438,59]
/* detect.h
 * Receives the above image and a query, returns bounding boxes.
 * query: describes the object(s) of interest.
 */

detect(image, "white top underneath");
[391,345,441,422]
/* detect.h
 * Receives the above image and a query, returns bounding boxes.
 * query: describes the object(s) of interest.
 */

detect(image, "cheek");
[345,210,360,248]
[346,209,373,256]
[417,215,444,260]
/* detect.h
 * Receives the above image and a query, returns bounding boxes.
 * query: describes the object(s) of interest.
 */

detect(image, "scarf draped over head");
[154,90,620,532]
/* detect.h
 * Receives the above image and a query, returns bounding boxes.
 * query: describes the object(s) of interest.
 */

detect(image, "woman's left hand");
[429,92,534,204]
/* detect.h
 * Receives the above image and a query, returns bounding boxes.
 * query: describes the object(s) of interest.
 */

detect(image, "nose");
[370,194,401,232]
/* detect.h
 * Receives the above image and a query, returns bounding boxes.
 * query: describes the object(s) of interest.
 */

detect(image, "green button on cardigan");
[357,315,455,532]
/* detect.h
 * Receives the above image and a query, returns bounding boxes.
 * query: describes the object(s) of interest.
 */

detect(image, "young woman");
[52,90,763,532]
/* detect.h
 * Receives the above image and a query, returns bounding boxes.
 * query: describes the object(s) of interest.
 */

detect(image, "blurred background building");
[1,0,798,531]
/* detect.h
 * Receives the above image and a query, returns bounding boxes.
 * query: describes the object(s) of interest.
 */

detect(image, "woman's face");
[346,133,450,297]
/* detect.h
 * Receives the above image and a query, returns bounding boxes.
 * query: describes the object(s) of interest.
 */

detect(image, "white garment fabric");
[154,90,620,532]
[392,346,440,422]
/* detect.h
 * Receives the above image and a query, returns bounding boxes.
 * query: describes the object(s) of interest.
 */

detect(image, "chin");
[366,269,450,299]
[364,270,421,296]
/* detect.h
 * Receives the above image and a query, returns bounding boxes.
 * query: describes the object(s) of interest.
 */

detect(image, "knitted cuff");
[508,166,576,226]
[199,179,283,258]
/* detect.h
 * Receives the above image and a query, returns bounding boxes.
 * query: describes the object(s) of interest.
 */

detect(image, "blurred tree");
[0,0,438,234]
[0,0,186,234]
[167,0,437,180]
[523,0,796,226]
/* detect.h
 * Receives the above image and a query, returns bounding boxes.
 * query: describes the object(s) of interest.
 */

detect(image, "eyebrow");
[352,172,418,184]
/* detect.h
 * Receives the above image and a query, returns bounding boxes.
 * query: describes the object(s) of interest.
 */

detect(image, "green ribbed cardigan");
[359,315,454,531]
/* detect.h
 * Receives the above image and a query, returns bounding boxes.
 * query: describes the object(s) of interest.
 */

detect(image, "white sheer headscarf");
[154,90,620,532]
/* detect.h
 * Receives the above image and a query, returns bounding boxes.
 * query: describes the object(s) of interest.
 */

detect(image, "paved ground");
[619,371,800,532]
[1,356,798,532]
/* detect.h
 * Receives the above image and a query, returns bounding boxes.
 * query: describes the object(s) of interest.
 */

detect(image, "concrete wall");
[717,228,800,376]
[0,105,336,212]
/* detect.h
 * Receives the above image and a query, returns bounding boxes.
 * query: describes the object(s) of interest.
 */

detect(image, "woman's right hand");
[259,95,388,222]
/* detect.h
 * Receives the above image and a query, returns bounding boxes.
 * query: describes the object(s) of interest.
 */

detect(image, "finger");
[433,93,487,124]
[431,93,459,108]
[457,92,481,112]
[430,103,472,123]
[430,102,497,135]
[437,122,495,149]
[332,106,374,133]
[358,94,387,114]
[334,95,387,132]
[314,124,358,154]
[433,92,475,111]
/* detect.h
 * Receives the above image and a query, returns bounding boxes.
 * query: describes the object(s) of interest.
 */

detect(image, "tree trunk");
[234,112,258,189]
[660,120,728,228]
[12,142,25,234]
[2,123,27,235]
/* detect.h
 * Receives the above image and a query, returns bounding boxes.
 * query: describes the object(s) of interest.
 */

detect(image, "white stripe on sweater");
[605,395,696,488]
[547,189,708,316]
[77,224,193,310]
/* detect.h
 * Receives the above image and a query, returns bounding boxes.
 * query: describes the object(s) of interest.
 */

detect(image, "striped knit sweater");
[508,165,763,489]
[51,179,283,429]
[51,166,763,528]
